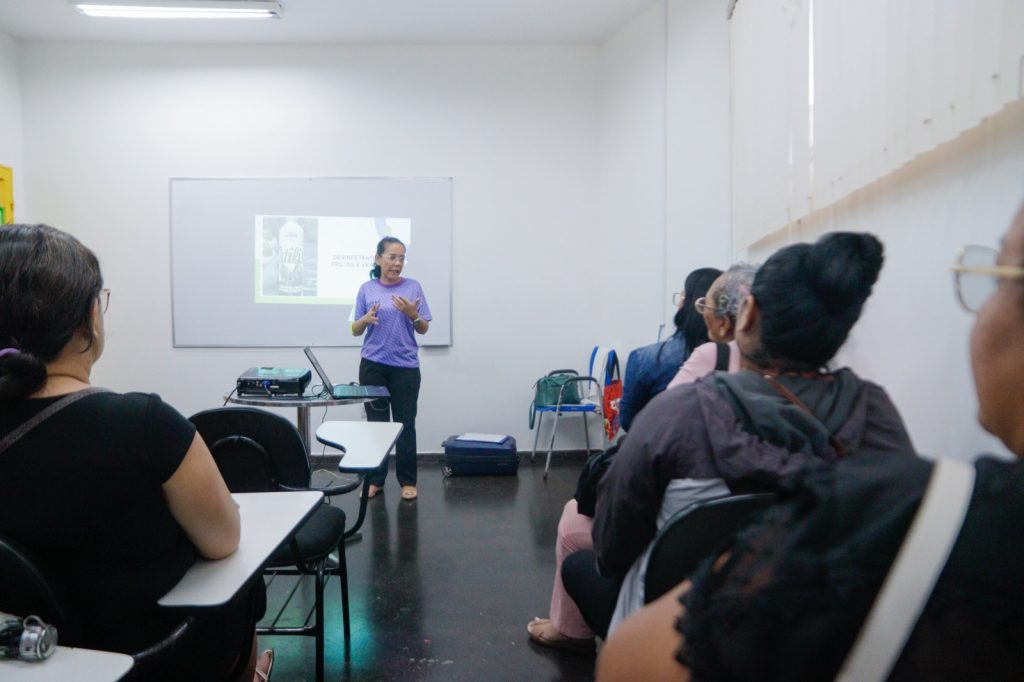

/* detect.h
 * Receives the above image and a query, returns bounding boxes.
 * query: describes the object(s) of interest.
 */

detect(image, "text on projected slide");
[255,215,412,305]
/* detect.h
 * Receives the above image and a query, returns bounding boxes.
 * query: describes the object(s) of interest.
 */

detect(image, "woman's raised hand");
[362,302,381,325]
[392,295,421,319]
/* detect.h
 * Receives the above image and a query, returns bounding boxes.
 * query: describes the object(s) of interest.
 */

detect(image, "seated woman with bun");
[0,224,270,681]
[566,232,915,639]
[598,202,1024,682]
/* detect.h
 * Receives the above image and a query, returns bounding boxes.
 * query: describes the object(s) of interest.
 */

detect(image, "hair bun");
[807,232,884,312]
[0,349,48,400]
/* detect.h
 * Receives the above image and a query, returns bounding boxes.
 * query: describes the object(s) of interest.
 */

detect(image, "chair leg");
[315,564,325,682]
[583,412,591,454]
[338,542,351,662]
[531,411,543,462]
[545,410,559,479]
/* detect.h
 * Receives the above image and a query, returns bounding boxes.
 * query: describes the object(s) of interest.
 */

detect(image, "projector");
[237,367,312,396]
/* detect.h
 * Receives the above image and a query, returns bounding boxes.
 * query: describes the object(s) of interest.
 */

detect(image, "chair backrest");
[190,407,312,492]
[0,534,84,645]
[644,493,777,604]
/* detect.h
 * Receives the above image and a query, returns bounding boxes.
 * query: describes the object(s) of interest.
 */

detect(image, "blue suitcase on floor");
[441,434,519,477]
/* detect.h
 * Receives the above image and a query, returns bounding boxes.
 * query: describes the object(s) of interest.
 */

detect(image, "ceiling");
[0,0,660,45]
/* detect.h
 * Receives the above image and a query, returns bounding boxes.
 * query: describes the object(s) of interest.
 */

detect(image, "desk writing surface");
[1,646,133,682]
[158,491,322,607]
[316,421,403,470]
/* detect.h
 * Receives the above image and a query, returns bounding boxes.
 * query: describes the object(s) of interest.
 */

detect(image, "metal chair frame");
[530,372,603,478]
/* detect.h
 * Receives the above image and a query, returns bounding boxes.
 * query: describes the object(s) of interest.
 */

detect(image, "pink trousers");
[548,499,596,639]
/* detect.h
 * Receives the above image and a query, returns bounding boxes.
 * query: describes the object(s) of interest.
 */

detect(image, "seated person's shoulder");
[90,391,188,420]
[624,381,709,445]
[679,453,1024,680]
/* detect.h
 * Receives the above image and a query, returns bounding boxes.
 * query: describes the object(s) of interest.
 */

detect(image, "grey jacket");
[592,369,915,579]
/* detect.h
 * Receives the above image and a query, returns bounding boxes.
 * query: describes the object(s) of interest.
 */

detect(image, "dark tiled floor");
[261,455,596,681]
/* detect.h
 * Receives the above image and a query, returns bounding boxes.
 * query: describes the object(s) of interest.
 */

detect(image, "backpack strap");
[714,342,730,372]
[0,387,111,456]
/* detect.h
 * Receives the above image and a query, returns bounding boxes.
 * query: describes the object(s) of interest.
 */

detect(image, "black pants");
[561,549,623,639]
[359,358,421,487]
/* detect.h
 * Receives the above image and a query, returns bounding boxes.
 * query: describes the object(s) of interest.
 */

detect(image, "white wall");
[593,0,732,351]
[665,0,732,305]
[595,2,667,356]
[0,31,23,217]
[18,43,602,452]
[747,100,1024,461]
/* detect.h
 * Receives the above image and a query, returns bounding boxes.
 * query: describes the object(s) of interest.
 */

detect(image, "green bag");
[529,371,581,429]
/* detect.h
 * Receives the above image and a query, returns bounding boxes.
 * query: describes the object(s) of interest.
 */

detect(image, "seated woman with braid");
[598,201,1024,682]
[0,224,271,681]
[564,232,915,640]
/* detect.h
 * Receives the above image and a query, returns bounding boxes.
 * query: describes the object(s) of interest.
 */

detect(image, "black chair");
[643,493,777,603]
[0,534,195,680]
[190,407,352,681]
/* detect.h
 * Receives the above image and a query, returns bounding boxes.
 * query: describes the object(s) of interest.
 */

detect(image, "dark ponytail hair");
[751,231,883,370]
[0,224,103,400]
[370,236,406,279]
[663,267,722,364]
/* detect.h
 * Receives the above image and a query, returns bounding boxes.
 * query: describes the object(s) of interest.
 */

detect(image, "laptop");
[303,346,390,400]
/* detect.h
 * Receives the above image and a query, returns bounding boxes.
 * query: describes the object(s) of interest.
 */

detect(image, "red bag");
[601,351,622,440]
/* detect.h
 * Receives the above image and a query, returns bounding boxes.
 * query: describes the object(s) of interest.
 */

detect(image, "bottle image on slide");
[278,220,304,295]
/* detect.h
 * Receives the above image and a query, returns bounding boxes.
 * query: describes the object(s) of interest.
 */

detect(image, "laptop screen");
[303,346,334,392]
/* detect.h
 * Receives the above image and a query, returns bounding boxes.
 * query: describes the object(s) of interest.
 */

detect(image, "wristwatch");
[412,317,423,326]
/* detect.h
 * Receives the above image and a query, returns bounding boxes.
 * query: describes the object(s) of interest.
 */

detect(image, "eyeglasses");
[672,292,684,306]
[98,288,111,314]
[694,296,724,315]
[951,245,1024,313]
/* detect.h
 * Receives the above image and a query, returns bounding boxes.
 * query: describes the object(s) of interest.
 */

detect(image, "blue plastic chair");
[530,347,614,478]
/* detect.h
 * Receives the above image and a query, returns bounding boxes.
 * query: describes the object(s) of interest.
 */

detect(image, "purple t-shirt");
[354,278,432,368]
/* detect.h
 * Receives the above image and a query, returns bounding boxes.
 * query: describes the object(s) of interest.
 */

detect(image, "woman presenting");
[352,236,431,500]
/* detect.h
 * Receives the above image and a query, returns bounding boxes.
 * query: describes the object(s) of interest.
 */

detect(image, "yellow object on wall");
[0,165,12,224]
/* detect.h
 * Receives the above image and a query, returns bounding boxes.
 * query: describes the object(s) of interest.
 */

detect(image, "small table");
[316,421,403,538]
[224,391,374,455]
[159,491,323,607]
[1,646,133,682]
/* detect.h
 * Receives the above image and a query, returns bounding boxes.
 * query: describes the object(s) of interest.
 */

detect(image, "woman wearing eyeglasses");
[351,236,432,501]
[0,225,270,681]
[598,203,1024,682]
[563,231,915,642]
[666,264,758,389]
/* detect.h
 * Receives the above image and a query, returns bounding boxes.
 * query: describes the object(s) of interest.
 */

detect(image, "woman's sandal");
[401,485,418,500]
[254,648,274,682]
[367,484,383,499]
[527,617,596,654]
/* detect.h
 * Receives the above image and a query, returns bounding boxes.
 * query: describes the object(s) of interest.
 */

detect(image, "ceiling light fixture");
[70,0,282,19]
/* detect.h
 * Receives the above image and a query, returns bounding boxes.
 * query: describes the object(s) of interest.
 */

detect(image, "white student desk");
[225,392,374,455]
[315,421,403,538]
[158,490,323,607]
[2,647,133,682]
[4,492,320,681]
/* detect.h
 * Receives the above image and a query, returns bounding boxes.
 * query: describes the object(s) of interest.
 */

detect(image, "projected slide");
[170,176,451,348]
[254,215,412,304]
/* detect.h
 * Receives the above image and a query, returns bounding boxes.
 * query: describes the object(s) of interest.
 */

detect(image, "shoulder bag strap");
[836,457,976,682]
[714,342,730,371]
[762,374,848,456]
[0,387,111,456]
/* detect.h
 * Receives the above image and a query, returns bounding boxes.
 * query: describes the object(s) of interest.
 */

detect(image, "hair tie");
[0,348,19,358]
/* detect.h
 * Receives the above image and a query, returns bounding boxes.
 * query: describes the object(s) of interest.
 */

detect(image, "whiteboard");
[170,177,452,347]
